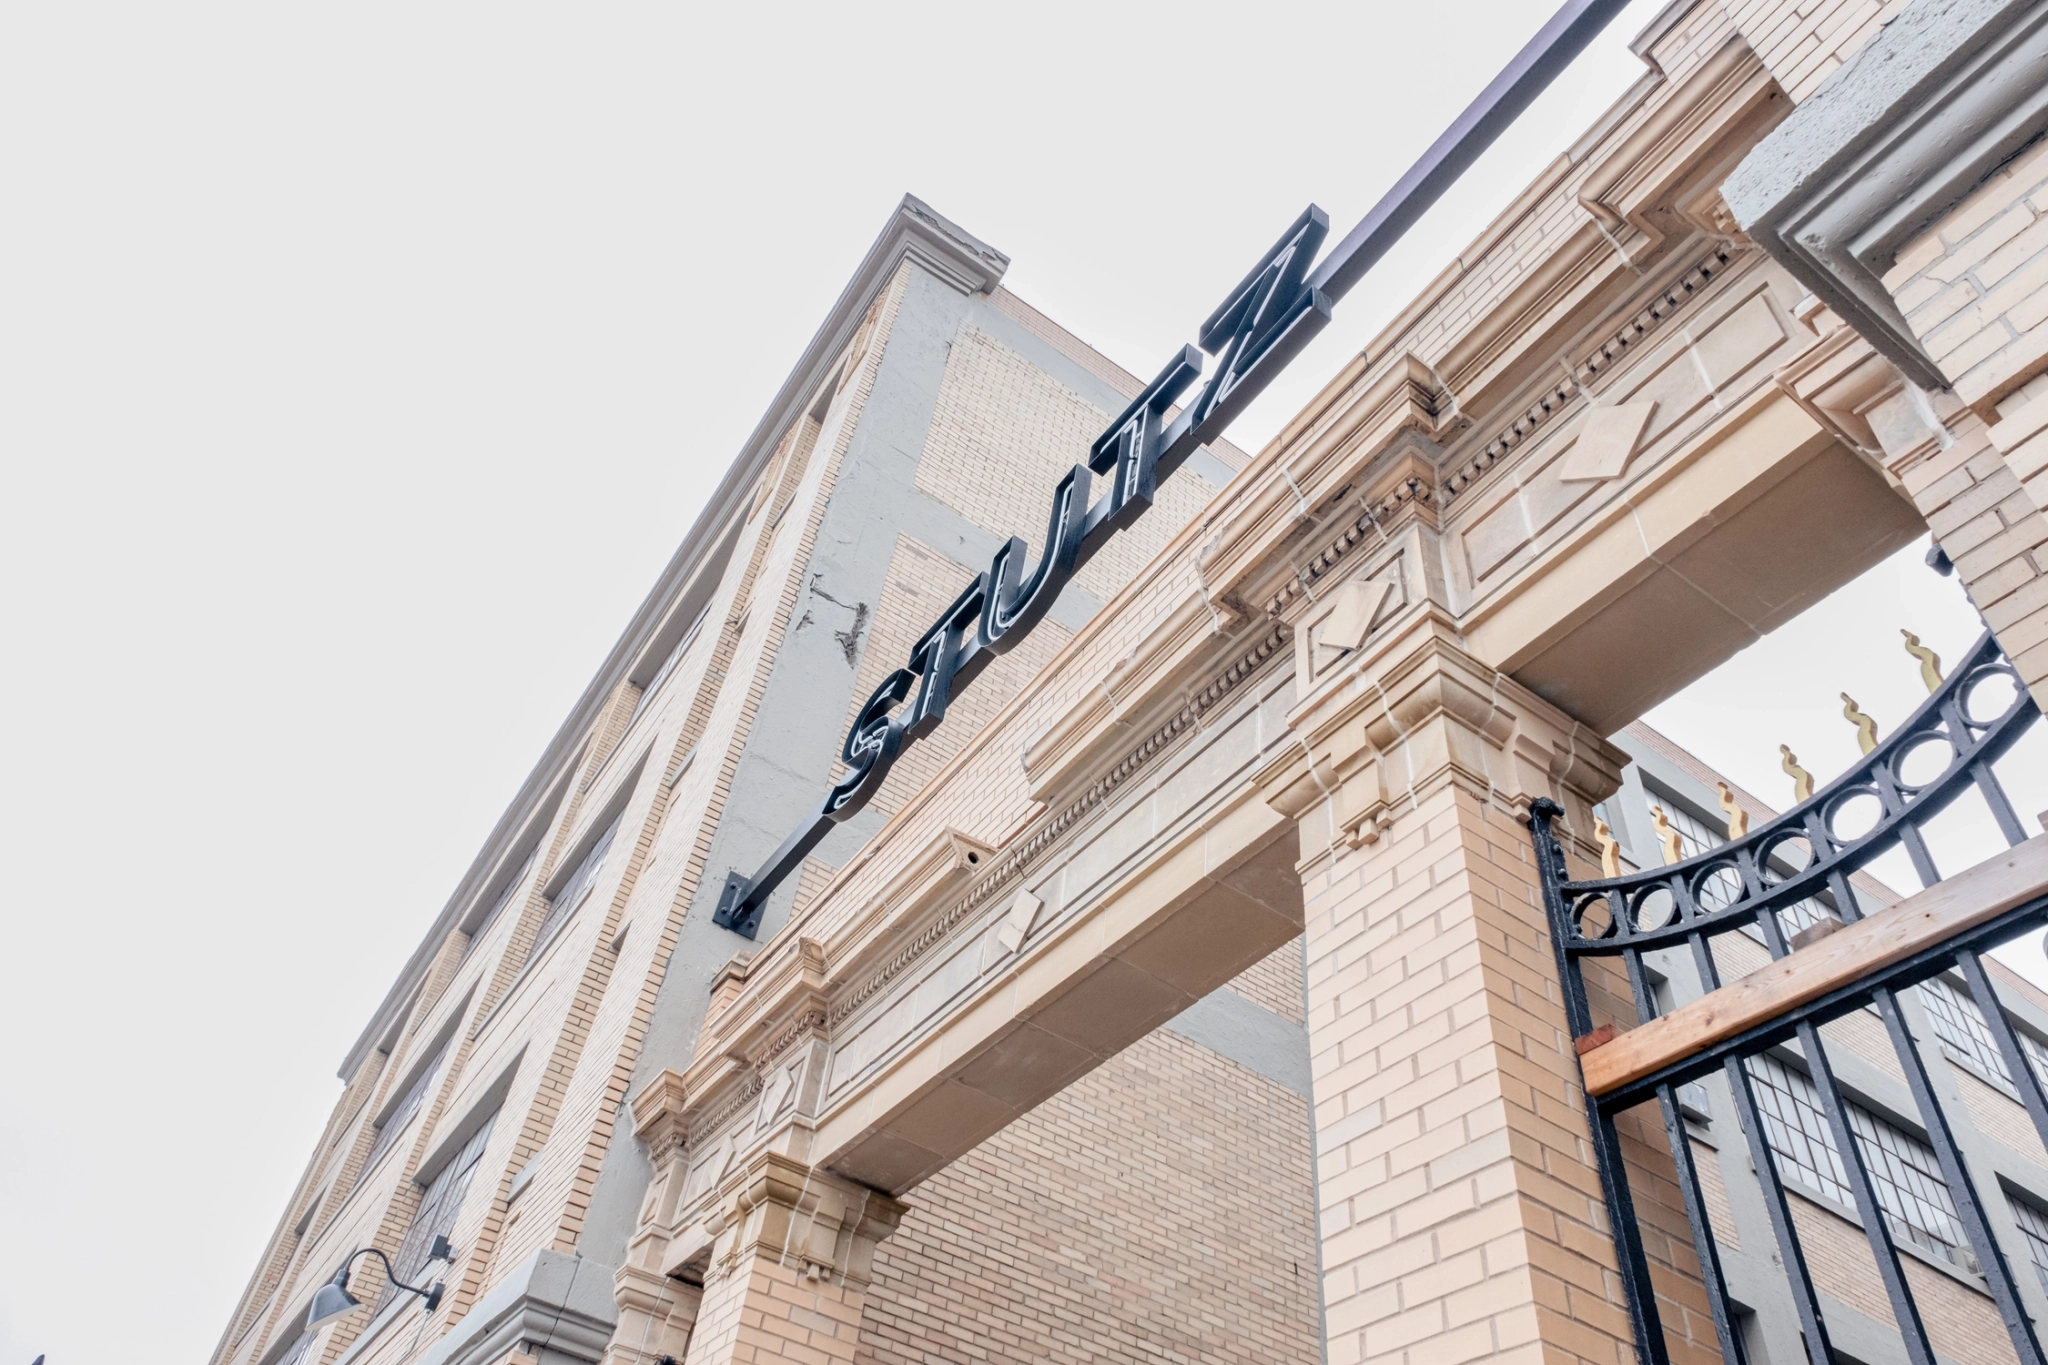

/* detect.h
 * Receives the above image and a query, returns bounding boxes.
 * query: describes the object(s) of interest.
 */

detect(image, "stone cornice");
[1260,614,1626,858]
[1575,35,1787,266]
[1196,355,1448,613]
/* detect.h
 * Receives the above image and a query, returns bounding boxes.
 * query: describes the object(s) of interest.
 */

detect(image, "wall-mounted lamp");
[306,1240,451,1330]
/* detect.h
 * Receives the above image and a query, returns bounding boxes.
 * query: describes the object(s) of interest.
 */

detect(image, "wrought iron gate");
[1530,629,2047,1365]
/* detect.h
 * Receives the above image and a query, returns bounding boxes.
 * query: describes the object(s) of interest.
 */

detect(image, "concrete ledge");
[414,1250,618,1365]
[1724,0,2048,390]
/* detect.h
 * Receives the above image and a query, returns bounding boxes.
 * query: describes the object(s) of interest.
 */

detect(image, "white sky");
[2,4,2038,1364]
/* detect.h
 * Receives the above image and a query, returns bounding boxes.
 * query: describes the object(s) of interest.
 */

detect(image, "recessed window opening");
[385,1113,495,1311]
[2010,1194,2048,1295]
[524,816,620,968]
[628,607,709,728]
[1746,1052,1973,1271]
[359,1034,452,1176]
[1918,972,2048,1088]
[457,849,537,967]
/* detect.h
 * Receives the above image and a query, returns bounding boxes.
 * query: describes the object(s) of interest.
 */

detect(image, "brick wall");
[856,983,1320,1365]
[1874,137,2048,703]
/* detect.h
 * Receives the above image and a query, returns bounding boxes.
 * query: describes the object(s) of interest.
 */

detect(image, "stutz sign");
[712,0,1635,936]
[711,208,1331,935]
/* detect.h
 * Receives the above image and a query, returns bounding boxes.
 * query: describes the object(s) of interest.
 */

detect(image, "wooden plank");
[1580,835,2048,1097]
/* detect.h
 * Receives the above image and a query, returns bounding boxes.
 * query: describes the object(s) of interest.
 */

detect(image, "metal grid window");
[1746,1053,1971,1268]
[359,1037,451,1176]
[522,818,619,969]
[1917,973,2048,1089]
[391,1114,496,1291]
[2011,1197,2048,1296]
[1921,974,2015,1083]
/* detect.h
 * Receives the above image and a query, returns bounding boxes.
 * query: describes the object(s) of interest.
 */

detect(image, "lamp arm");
[340,1247,446,1312]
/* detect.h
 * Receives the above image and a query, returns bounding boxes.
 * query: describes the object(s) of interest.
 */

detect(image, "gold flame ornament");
[1840,693,1879,754]
[1716,782,1750,838]
[1594,816,1622,878]
[1902,629,1943,694]
[1781,745,1814,803]
[1649,805,1685,865]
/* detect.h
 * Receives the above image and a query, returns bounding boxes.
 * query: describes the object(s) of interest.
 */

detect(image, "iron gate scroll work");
[1529,631,2048,1365]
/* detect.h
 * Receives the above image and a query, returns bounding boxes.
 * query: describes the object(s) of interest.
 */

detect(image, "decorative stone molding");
[1576,35,1788,266]
[1724,0,2048,390]
[1260,613,1626,862]
[1196,355,1448,612]
[603,1263,700,1365]
[701,1152,906,1290]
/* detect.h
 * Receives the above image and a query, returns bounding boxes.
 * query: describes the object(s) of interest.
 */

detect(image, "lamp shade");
[305,1269,363,1330]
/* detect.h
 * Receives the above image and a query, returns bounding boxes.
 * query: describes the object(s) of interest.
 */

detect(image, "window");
[272,1332,315,1365]
[1921,974,2015,1083]
[360,1037,450,1176]
[2011,1197,2048,1295]
[522,818,619,968]
[628,610,707,727]
[457,850,536,967]
[1746,1053,1971,1268]
[391,1115,495,1292]
[1919,972,2048,1088]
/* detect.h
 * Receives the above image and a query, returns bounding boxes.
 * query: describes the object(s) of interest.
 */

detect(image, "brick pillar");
[1261,618,1692,1365]
[681,1153,903,1365]
[1774,309,2048,706]
[606,1072,703,1365]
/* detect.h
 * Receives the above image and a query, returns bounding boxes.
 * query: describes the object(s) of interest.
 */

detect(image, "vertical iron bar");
[1957,948,2048,1155]
[1826,868,1863,926]
[1589,1101,1678,1365]
[1528,803,1670,1365]
[1973,760,2031,848]
[1792,1021,1937,1365]
[1656,1083,1749,1365]
[1873,985,2048,1365]
[1721,1056,1834,1365]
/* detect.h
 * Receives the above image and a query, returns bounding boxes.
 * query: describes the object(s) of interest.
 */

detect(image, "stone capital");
[702,1152,906,1291]
[1259,613,1624,863]
[603,1262,701,1365]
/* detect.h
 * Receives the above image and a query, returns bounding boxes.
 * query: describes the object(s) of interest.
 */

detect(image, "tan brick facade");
[213,7,2048,1365]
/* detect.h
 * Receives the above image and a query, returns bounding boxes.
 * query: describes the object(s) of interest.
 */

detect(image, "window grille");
[457,850,536,967]
[1921,974,2016,1082]
[2011,1197,2048,1296]
[522,819,619,968]
[391,1115,495,1290]
[360,1037,451,1176]
[1746,1054,1970,1267]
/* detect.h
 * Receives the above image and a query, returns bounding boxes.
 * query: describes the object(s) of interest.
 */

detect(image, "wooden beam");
[1580,835,2048,1097]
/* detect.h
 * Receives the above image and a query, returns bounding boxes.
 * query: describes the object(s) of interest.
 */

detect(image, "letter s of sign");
[823,668,914,820]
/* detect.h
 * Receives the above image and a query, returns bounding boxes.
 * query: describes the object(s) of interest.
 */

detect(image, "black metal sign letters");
[712,208,1332,936]
[710,0,1646,936]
